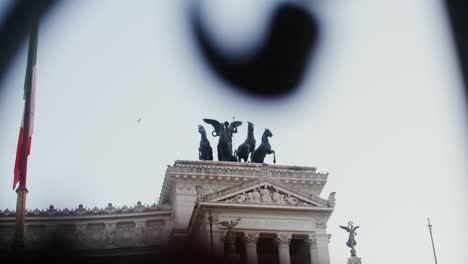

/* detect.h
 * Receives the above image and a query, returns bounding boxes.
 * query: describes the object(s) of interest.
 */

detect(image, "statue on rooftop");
[203,118,242,162]
[198,125,213,161]
[340,221,359,252]
[235,121,256,162]
[251,128,276,164]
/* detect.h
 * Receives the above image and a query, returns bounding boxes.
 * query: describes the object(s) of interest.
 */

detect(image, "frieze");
[0,220,168,249]
[169,160,328,179]
[224,217,315,231]
[160,160,329,204]
[0,201,172,218]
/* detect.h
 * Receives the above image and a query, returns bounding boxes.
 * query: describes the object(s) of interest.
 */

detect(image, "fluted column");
[243,232,259,264]
[275,233,292,264]
[306,238,319,264]
[315,233,331,264]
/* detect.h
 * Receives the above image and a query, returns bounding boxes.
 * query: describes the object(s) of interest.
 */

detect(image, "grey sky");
[1,0,467,263]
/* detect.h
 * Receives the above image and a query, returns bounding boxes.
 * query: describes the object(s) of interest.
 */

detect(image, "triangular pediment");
[199,176,330,207]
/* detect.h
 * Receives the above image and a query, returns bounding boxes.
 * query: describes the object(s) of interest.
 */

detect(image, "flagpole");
[427,218,438,264]
[13,24,38,252]
[209,209,213,257]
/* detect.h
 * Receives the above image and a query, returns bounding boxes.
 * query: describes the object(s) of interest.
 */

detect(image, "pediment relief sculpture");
[197,176,335,208]
[219,184,315,207]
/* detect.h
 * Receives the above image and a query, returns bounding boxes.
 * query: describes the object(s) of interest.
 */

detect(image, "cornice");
[0,201,172,218]
[169,160,327,178]
[159,160,329,204]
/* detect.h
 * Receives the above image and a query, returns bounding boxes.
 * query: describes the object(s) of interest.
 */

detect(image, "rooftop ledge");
[171,160,321,172]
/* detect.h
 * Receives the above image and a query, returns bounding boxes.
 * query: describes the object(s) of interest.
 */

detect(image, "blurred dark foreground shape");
[1,237,223,264]
[2,1,468,100]
[190,2,319,98]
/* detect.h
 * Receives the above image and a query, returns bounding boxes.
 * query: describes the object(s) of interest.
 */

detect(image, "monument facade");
[0,160,335,264]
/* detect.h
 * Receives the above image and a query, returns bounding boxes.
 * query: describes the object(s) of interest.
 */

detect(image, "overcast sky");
[1,1,467,263]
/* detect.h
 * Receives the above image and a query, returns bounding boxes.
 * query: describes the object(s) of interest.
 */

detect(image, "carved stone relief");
[136,222,145,246]
[115,222,136,247]
[145,221,164,245]
[315,216,328,228]
[105,223,116,246]
[220,185,313,206]
[86,223,106,247]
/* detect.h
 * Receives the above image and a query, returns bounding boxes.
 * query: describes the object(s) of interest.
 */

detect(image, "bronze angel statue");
[339,221,359,249]
[219,217,241,254]
[203,118,242,162]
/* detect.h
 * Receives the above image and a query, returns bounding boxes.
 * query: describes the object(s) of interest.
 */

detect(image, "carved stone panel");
[85,223,106,248]
[115,221,136,247]
[144,220,164,245]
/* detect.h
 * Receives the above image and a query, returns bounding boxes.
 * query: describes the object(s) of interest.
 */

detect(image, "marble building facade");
[0,160,335,264]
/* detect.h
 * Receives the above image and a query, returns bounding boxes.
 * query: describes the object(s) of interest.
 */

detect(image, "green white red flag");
[13,27,38,190]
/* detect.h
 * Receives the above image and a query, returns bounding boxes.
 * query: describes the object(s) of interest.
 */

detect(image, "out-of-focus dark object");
[191,3,319,97]
[445,1,468,102]
[0,0,57,89]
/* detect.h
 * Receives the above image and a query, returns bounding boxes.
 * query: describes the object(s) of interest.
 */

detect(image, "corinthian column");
[306,238,319,264]
[243,232,259,264]
[275,233,292,264]
[315,233,331,264]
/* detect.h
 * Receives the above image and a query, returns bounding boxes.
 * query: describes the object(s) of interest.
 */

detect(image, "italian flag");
[13,28,38,190]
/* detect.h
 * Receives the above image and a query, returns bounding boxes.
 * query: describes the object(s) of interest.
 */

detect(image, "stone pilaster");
[243,232,259,264]
[275,233,292,264]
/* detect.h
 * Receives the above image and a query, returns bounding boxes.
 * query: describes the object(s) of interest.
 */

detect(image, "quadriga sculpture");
[251,128,276,164]
[235,121,256,162]
[203,118,242,162]
[198,125,213,161]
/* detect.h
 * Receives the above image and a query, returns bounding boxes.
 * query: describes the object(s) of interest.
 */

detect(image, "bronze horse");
[236,121,256,162]
[198,125,213,161]
[251,128,276,164]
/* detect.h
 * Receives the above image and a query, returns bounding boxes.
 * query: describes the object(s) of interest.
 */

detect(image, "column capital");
[305,237,317,248]
[243,232,260,246]
[274,233,292,248]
